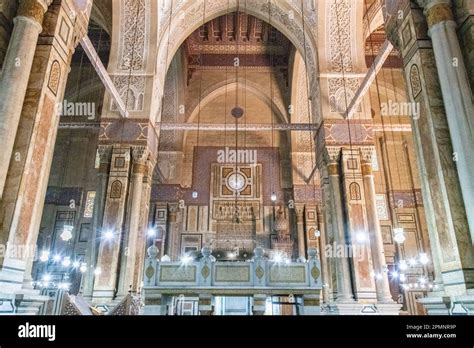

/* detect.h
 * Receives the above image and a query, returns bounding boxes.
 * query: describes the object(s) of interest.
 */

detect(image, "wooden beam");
[156,123,319,131]
[345,40,393,119]
[80,36,129,118]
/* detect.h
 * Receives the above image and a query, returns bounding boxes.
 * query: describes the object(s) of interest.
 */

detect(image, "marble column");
[295,204,306,258]
[420,0,474,240]
[0,0,49,199]
[166,205,180,260]
[118,147,148,296]
[92,146,132,302]
[361,148,393,303]
[324,148,354,302]
[82,146,112,298]
[132,159,155,292]
[317,206,331,305]
[340,149,377,301]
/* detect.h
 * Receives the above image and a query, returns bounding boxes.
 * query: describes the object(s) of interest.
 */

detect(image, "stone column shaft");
[425,1,474,240]
[0,0,47,198]
[118,147,148,296]
[361,159,393,303]
[83,146,111,298]
[327,161,354,302]
[166,206,179,260]
[133,161,154,292]
[92,146,131,301]
[295,205,306,258]
[317,207,331,304]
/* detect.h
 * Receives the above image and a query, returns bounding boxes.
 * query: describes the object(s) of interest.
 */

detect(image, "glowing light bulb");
[391,271,399,279]
[147,228,156,237]
[60,226,73,241]
[161,255,171,262]
[94,267,102,276]
[53,254,61,262]
[104,231,114,240]
[399,260,408,271]
[399,274,407,282]
[42,274,51,282]
[192,190,198,199]
[408,258,418,267]
[72,261,80,268]
[181,255,192,264]
[272,253,283,263]
[419,253,429,265]
[79,263,87,273]
[39,250,50,262]
[58,283,70,290]
[271,193,277,202]
[61,257,71,267]
[355,232,367,243]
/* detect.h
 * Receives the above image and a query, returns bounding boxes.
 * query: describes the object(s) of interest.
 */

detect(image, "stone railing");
[143,246,322,291]
[142,246,322,315]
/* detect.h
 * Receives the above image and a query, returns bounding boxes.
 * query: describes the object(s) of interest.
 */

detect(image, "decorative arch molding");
[154,0,321,125]
[291,51,312,124]
[108,0,363,149]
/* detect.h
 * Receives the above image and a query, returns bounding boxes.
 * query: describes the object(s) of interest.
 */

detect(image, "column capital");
[417,0,454,28]
[322,147,342,176]
[131,146,149,175]
[96,145,113,173]
[360,146,376,163]
[97,145,113,162]
[17,0,50,25]
[295,204,305,220]
[168,203,179,221]
[132,146,148,161]
[322,146,342,165]
[417,0,451,10]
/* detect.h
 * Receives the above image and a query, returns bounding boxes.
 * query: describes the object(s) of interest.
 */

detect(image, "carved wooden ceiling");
[183,12,292,69]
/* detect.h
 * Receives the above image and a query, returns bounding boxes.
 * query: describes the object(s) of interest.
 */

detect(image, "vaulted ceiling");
[183,12,292,69]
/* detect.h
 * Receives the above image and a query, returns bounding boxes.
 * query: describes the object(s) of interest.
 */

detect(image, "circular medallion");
[227,172,246,191]
[231,107,244,118]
